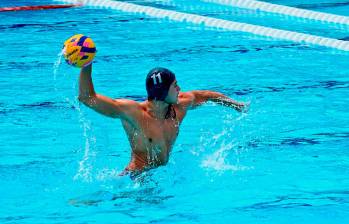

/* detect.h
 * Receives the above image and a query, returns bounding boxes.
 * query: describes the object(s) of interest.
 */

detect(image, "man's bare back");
[78,65,247,174]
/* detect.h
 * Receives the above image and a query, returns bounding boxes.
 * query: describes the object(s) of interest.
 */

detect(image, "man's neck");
[147,100,170,119]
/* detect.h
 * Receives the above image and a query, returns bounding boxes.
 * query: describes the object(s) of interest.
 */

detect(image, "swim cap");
[146,67,176,101]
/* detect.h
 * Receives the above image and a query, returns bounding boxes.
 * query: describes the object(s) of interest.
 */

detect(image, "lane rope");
[202,0,349,27]
[57,0,349,51]
[0,4,81,12]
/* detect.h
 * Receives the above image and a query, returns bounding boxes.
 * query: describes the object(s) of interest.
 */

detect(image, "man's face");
[165,80,180,104]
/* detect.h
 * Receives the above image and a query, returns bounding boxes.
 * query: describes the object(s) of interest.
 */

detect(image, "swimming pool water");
[1,0,349,223]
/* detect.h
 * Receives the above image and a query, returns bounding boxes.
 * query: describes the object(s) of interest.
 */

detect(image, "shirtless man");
[78,64,247,175]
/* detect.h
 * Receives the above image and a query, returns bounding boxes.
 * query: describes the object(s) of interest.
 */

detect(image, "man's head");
[146,67,180,104]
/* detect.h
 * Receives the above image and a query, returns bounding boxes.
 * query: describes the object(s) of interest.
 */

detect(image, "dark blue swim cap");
[146,67,176,101]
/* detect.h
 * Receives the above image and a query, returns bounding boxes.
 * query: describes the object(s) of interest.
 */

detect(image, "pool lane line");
[202,0,349,27]
[57,0,349,52]
[0,4,81,12]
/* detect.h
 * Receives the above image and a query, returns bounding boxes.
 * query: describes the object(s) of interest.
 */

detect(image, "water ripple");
[213,80,349,96]
[281,137,320,146]
[0,20,101,31]
[245,131,349,148]
[313,132,349,138]
[123,95,147,102]
[98,43,310,64]
[240,190,349,211]
[297,2,349,9]
[0,101,76,116]
[1,216,31,222]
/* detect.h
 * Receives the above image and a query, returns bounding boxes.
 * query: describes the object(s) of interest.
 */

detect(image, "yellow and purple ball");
[63,34,96,68]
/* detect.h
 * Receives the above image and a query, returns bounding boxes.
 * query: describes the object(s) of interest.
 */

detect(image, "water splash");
[96,168,122,182]
[198,112,252,173]
[201,143,250,172]
[53,50,64,90]
[73,104,97,183]
[53,54,98,183]
[74,135,94,182]
[52,49,97,181]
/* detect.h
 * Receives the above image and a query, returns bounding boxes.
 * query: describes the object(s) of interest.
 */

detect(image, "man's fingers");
[242,101,250,113]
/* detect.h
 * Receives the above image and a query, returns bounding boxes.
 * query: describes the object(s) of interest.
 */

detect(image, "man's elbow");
[78,95,95,105]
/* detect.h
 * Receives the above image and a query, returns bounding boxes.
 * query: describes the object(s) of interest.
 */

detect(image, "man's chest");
[142,118,179,145]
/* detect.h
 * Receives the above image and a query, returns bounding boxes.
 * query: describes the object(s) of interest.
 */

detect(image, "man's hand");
[235,101,250,113]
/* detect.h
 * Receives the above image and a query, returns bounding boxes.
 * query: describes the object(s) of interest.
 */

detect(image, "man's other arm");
[179,90,248,112]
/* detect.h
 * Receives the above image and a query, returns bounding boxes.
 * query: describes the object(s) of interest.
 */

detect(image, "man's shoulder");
[177,91,195,109]
[179,91,195,100]
[113,98,140,107]
[111,99,145,115]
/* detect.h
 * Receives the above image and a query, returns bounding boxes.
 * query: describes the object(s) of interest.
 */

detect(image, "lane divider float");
[57,0,349,51]
[202,0,349,27]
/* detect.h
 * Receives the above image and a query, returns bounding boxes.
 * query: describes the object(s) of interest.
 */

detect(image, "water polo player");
[78,64,248,175]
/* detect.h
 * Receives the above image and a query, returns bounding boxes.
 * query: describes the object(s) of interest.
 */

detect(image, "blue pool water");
[1,0,349,223]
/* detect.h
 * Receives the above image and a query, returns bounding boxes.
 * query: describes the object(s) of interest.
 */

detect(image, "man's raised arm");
[180,90,248,112]
[78,64,140,122]
[79,63,96,100]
